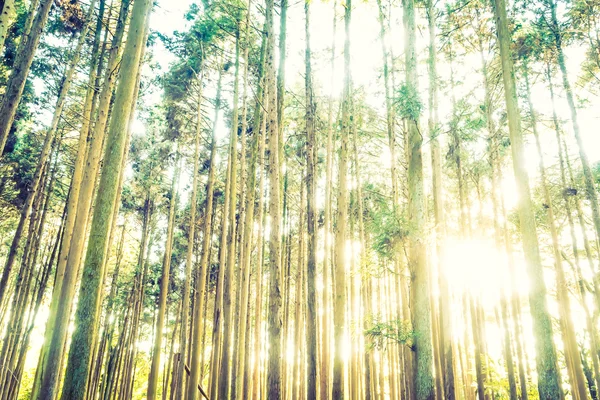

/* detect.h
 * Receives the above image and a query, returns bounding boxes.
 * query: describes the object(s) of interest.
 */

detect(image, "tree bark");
[304,0,318,397]
[491,0,562,397]
[0,0,54,153]
[332,0,351,397]
[147,149,181,400]
[403,0,435,397]
[59,1,152,397]
[0,0,15,52]
[265,0,283,393]
[187,65,220,400]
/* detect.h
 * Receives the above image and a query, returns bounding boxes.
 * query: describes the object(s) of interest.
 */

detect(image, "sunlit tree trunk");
[332,0,351,397]
[427,1,454,397]
[250,112,267,400]
[32,1,130,396]
[0,0,97,307]
[209,106,233,400]
[241,18,268,400]
[59,1,153,397]
[282,171,292,400]
[524,68,588,399]
[548,0,600,247]
[276,0,287,191]
[491,0,562,397]
[218,31,242,400]
[304,0,318,397]
[547,65,600,395]
[147,147,181,400]
[232,4,253,395]
[293,180,306,400]
[188,65,220,400]
[0,0,15,53]
[266,0,283,391]
[0,0,54,153]
[321,5,336,399]
[402,0,435,397]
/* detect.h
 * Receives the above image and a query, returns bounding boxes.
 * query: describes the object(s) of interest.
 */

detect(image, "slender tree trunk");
[321,5,336,399]
[33,2,130,396]
[426,1,454,397]
[217,28,242,400]
[232,4,253,395]
[59,1,152,397]
[524,69,588,399]
[250,109,267,400]
[147,150,181,400]
[332,0,351,397]
[187,65,220,400]
[491,0,562,397]
[265,0,283,393]
[403,0,435,397]
[276,0,287,181]
[0,0,97,306]
[0,0,54,153]
[548,0,600,246]
[304,0,318,397]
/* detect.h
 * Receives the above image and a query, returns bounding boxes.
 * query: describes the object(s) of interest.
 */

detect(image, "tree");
[59,0,153,397]
[491,0,562,396]
[0,0,54,153]
[264,0,283,396]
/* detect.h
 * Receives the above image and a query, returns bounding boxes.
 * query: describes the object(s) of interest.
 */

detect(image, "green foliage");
[372,214,407,260]
[362,182,409,260]
[0,131,39,208]
[394,84,422,120]
[364,315,413,349]
[591,161,600,185]
[159,2,238,102]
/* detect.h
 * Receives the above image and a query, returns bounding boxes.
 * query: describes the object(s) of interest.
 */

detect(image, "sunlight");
[442,237,505,306]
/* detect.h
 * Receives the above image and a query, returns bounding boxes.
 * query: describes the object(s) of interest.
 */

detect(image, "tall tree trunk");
[232,4,253,395]
[304,0,318,397]
[187,64,220,400]
[0,0,97,306]
[403,0,435,397]
[426,0,454,397]
[265,0,283,393]
[548,0,600,247]
[332,0,351,397]
[59,1,152,397]
[217,27,242,400]
[0,0,54,153]
[321,5,336,399]
[250,108,267,400]
[491,0,562,397]
[524,69,588,399]
[276,0,287,183]
[33,1,130,396]
[147,149,181,400]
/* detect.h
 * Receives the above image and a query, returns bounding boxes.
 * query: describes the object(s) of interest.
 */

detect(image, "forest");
[1,0,600,398]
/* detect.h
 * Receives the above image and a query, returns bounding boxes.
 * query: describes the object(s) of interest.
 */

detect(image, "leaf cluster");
[364,316,413,349]
[394,84,423,120]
